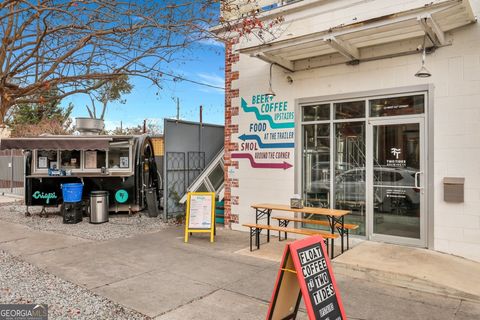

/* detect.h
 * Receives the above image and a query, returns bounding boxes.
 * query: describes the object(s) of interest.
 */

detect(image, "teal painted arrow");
[239,134,294,149]
[241,98,294,129]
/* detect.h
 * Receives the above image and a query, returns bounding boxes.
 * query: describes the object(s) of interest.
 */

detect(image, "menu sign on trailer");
[184,192,215,243]
[267,236,346,320]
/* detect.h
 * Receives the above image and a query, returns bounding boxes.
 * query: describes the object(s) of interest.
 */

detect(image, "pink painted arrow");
[232,153,293,170]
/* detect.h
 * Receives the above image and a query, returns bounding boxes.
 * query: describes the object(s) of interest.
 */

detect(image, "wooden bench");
[243,223,339,253]
[272,216,359,251]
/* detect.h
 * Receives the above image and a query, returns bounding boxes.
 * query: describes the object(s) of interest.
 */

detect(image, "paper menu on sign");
[120,156,129,168]
[38,157,48,168]
[188,195,213,229]
[85,151,97,169]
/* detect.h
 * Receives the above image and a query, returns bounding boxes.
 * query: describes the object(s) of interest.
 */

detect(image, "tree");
[7,93,72,126]
[87,75,133,120]
[0,0,218,124]
[110,119,162,136]
[6,92,73,137]
[0,1,283,125]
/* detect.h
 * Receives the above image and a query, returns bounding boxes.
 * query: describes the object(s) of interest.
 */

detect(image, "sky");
[62,40,225,132]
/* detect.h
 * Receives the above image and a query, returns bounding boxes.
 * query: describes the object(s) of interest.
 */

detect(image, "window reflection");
[303,104,330,121]
[335,122,366,235]
[334,101,365,119]
[373,123,421,239]
[303,124,330,209]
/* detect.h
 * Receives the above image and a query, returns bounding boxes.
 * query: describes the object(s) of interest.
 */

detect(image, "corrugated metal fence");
[0,150,24,197]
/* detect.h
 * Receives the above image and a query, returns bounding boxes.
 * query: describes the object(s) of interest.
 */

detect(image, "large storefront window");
[370,95,424,117]
[303,123,330,209]
[301,92,426,242]
[335,122,366,235]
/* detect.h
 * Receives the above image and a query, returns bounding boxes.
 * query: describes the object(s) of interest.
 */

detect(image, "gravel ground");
[0,250,150,319]
[0,202,170,241]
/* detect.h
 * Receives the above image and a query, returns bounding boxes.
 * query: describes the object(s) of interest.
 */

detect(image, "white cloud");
[196,72,225,94]
[198,38,225,47]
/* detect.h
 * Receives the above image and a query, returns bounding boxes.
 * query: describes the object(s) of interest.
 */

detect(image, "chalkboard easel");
[184,192,215,243]
[266,236,346,320]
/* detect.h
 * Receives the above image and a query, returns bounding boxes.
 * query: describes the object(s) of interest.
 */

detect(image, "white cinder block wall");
[228,0,480,261]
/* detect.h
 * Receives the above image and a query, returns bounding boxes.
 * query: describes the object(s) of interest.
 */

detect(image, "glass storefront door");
[367,119,425,246]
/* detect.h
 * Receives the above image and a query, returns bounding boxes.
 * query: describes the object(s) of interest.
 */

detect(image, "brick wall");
[224,39,239,228]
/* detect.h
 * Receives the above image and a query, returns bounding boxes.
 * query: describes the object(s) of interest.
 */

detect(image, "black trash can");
[62,202,83,224]
[145,187,159,217]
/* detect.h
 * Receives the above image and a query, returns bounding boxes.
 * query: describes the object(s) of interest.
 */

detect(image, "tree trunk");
[0,95,13,126]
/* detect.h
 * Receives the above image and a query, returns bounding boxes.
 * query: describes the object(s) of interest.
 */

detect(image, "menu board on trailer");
[184,192,215,243]
[38,157,48,168]
[85,151,97,169]
[267,236,346,320]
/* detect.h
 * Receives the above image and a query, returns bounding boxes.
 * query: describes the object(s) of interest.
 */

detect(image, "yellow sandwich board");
[184,192,215,243]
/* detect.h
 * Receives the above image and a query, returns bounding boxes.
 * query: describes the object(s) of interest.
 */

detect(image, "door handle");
[415,171,423,189]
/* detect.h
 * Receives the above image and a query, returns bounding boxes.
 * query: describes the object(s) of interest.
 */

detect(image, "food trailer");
[0,135,161,215]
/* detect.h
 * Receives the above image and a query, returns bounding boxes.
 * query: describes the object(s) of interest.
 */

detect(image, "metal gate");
[0,150,24,197]
[165,151,205,218]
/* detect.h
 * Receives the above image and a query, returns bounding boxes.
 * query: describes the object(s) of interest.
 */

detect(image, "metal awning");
[0,137,113,150]
[239,0,476,72]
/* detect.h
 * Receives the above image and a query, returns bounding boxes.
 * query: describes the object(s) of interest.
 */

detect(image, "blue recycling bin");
[61,183,83,203]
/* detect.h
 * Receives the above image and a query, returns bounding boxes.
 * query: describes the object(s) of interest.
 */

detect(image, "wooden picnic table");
[251,203,351,257]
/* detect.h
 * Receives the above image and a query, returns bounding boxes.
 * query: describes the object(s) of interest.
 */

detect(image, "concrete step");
[332,241,480,302]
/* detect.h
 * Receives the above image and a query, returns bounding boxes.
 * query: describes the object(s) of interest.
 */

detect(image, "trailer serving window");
[108,141,131,171]
[60,150,81,170]
[84,150,107,170]
[36,150,58,170]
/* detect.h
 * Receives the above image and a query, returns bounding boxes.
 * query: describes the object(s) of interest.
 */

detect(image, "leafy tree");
[0,0,282,125]
[0,0,217,124]
[7,98,73,127]
[6,96,73,137]
[87,75,133,120]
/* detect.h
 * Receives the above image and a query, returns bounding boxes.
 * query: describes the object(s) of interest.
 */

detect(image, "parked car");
[306,166,420,215]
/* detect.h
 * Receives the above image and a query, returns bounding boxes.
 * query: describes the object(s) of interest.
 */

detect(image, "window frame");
[82,149,108,172]
[32,144,133,174]
[107,141,133,172]
[33,150,60,173]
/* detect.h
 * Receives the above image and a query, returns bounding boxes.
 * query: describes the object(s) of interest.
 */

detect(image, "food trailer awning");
[239,0,476,72]
[0,137,113,150]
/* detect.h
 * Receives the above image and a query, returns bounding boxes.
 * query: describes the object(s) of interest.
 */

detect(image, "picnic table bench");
[243,223,339,252]
[251,203,353,258]
[272,216,359,250]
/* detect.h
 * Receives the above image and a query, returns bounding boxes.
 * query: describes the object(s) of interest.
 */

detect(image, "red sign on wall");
[266,236,346,320]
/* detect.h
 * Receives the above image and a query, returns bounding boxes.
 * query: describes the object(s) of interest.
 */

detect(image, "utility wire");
[161,71,225,90]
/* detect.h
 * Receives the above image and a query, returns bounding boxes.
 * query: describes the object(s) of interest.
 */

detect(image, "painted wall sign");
[267,236,346,320]
[32,191,57,204]
[184,192,215,243]
[234,95,295,170]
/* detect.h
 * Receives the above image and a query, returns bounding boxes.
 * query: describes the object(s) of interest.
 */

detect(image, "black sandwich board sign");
[266,235,346,320]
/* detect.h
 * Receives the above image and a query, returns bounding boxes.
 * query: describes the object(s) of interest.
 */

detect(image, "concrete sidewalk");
[0,218,479,319]
[333,241,480,302]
